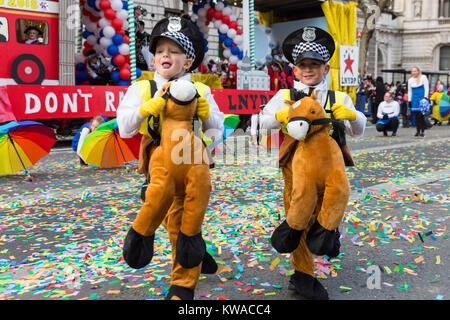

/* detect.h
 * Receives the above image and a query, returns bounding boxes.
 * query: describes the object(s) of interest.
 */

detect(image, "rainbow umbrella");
[80,118,142,168]
[438,91,450,117]
[0,120,56,176]
[206,114,240,150]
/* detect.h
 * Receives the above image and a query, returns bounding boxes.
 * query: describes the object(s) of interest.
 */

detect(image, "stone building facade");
[363,0,450,84]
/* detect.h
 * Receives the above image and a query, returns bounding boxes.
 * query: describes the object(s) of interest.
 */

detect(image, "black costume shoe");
[289,271,329,300]
[271,220,304,253]
[122,227,155,269]
[306,220,341,258]
[201,251,218,274]
[176,231,206,269]
[165,285,194,300]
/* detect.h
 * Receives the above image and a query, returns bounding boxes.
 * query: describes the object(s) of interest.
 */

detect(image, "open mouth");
[162,61,172,69]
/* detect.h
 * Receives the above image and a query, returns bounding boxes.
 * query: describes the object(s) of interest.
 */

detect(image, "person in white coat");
[376,92,400,136]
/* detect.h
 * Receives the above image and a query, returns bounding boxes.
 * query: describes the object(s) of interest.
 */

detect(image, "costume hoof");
[122,227,154,269]
[165,285,194,300]
[306,220,341,258]
[201,251,218,274]
[271,220,304,253]
[176,231,206,268]
[289,271,329,300]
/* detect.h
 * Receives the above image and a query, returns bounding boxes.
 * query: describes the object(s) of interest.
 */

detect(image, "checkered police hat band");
[292,42,330,62]
[161,31,196,61]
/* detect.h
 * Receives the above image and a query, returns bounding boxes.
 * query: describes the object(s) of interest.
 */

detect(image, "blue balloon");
[112,34,124,46]
[231,46,240,55]
[118,80,130,86]
[107,44,119,56]
[82,30,93,39]
[87,0,95,8]
[209,0,215,8]
[238,50,244,60]
[224,37,234,48]
[99,30,104,38]
[75,62,86,71]
[218,32,227,42]
[205,46,208,52]
[192,4,198,13]
[122,0,128,10]
[75,71,88,83]
[111,70,121,82]
[223,1,227,7]
[204,38,208,46]
[136,68,142,79]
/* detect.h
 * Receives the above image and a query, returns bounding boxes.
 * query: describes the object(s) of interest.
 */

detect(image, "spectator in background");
[72,116,105,166]
[21,26,44,45]
[86,50,114,85]
[430,83,450,125]
[372,76,386,124]
[376,92,400,137]
[136,21,152,71]
[408,66,429,136]
[220,70,231,88]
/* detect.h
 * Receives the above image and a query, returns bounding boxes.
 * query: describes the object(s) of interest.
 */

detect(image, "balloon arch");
[74,0,243,85]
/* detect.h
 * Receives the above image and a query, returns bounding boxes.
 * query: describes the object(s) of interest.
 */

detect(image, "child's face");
[89,120,101,132]
[151,38,192,79]
[293,58,329,86]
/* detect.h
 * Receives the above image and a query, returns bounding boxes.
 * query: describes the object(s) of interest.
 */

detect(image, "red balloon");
[221,15,230,25]
[113,54,126,67]
[228,64,237,71]
[99,0,111,10]
[120,68,131,80]
[118,30,125,37]
[236,28,242,35]
[214,10,222,20]
[206,7,215,19]
[104,8,116,20]
[83,41,93,49]
[123,62,130,69]
[229,21,238,29]
[123,35,129,44]
[111,18,123,31]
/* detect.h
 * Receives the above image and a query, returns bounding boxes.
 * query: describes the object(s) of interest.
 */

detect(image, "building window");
[16,19,48,45]
[440,46,450,70]
[439,0,450,18]
[0,17,8,42]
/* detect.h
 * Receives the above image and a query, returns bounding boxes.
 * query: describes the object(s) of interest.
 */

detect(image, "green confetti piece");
[339,286,352,291]
[285,269,295,276]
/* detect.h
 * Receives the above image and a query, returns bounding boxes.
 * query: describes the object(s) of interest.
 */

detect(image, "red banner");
[6,85,277,120]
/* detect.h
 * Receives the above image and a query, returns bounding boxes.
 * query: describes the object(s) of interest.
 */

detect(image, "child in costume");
[117,16,224,300]
[260,26,366,300]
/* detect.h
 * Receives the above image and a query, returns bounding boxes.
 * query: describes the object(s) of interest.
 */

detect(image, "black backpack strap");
[147,80,161,147]
[327,90,347,147]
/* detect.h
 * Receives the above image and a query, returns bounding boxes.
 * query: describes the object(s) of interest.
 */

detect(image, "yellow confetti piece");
[107,290,120,294]
[436,256,441,264]
[270,257,280,271]
[414,256,424,263]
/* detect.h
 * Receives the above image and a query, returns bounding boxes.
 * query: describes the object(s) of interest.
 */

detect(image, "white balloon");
[94,43,103,53]
[87,35,97,46]
[222,7,232,16]
[85,22,97,33]
[197,7,206,17]
[234,35,243,45]
[118,43,130,55]
[191,13,198,22]
[110,0,123,11]
[213,20,222,29]
[117,9,128,21]
[122,21,129,29]
[219,23,229,34]
[229,55,238,64]
[103,26,116,39]
[227,28,236,39]
[99,18,111,28]
[223,48,231,58]
[229,14,237,21]
[215,1,224,11]
[100,37,112,48]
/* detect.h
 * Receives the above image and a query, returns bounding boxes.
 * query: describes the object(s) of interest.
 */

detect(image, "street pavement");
[0,123,448,303]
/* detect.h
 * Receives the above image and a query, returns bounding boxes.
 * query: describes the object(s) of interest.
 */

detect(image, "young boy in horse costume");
[260,26,366,300]
[117,16,224,300]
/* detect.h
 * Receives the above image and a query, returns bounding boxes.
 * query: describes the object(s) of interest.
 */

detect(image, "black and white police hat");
[282,26,335,65]
[149,16,205,72]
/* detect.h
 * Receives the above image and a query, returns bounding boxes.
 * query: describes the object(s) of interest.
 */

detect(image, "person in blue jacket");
[72,116,105,165]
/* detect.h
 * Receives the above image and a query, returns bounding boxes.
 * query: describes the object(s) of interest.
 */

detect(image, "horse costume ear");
[311,88,322,103]
[284,100,296,106]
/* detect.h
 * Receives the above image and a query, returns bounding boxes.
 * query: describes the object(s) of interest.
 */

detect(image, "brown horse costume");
[122,80,212,299]
[271,90,350,300]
